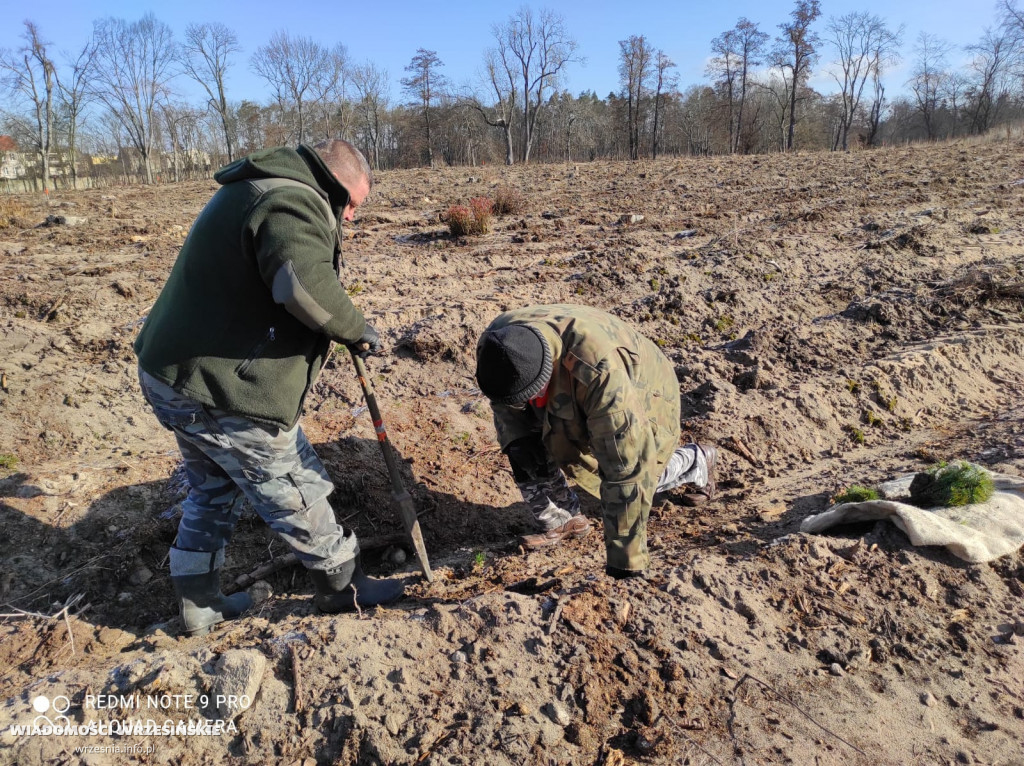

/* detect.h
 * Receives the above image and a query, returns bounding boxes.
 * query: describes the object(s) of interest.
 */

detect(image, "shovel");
[350,351,434,582]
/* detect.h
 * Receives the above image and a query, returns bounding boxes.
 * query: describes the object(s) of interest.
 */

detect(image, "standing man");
[474,304,718,579]
[135,139,403,636]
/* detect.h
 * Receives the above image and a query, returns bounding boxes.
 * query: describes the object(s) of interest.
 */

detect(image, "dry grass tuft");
[492,185,527,216]
[0,196,29,230]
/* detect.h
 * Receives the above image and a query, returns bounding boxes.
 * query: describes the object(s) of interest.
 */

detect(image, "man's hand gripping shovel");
[350,350,434,582]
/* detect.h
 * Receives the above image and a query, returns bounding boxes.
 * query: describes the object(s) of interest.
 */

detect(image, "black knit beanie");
[475,324,553,405]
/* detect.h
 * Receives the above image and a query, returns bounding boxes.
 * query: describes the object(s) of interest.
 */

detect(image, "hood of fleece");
[214,146,317,186]
[213,145,351,212]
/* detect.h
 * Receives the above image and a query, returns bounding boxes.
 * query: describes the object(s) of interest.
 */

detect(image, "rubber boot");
[169,547,252,637]
[309,554,405,613]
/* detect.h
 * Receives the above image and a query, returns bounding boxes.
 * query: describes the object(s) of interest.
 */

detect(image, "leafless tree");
[181,22,239,162]
[651,51,677,159]
[251,31,333,144]
[618,35,654,160]
[91,13,178,184]
[308,44,349,141]
[494,7,580,163]
[351,62,390,171]
[709,18,768,154]
[0,21,57,190]
[942,70,970,135]
[679,85,716,155]
[56,35,96,188]
[472,47,517,165]
[965,27,1015,133]
[907,33,952,140]
[826,12,901,150]
[1001,0,1024,45]
[401,49,446,167]
[773,0,821,150]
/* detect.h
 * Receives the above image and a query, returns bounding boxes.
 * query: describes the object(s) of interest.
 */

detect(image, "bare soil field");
[1,139,1023,766]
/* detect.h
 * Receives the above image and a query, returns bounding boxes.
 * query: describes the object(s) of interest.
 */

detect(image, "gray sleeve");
[271,261,334,331]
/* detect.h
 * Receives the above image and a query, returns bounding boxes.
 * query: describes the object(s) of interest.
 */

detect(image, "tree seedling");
[832,485,880,504]
[909,461,995,508]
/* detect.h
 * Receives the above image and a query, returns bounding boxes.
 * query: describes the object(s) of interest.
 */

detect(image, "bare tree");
[181,22,239,162]
[942,70,970,135]
[494,7,580,163]
[308,44,349,141]
[707,28,740,152]
[618,35,654,160]
[679,85,716,155]
[56,36,96,188]
[472,47,518,165]
[91,14,178,184]
[907,33,952,140]
[826,12,901,150]
[709,18,768,153]
[651,51,677,159]
[965,27,1015,134]
[351,62,390,171]
[251,31,332,144]
[773,0,821,151]
[0,21,57,190]
[401,49,446,167]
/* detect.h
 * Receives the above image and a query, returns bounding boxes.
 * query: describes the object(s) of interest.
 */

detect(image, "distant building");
[0,136,26,179]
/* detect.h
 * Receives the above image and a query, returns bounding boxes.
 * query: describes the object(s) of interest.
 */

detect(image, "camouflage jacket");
[485,305,681,571]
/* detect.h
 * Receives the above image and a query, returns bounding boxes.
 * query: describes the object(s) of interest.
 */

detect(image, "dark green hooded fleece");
[134,145,366,428]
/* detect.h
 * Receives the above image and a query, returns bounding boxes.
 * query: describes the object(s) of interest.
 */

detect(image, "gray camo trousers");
[520,444,709,531]
[139,370,357,576]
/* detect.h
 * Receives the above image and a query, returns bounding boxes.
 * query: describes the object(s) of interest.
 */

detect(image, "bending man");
[475,304,717,578]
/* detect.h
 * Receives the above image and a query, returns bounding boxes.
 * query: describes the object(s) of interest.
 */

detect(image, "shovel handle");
[350,351,434,581]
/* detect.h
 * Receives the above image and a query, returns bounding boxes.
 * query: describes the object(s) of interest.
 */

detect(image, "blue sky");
[0,0,1002,105]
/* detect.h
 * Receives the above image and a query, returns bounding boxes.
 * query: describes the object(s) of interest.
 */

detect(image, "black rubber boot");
[309,555,405,613]
[171,571,252,637]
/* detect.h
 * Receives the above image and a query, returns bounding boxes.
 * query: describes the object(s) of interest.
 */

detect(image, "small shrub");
[469,196,494,233]
[846,379,861,394]
[909,461,995,508]
[346,282,364,296]
[443,205,473,237]
[845,424,865,444]
[0,453,17,471]
[713,315,734,333]
[832,485,880,504]
[492,185,526,216]
[863,409,882,427]
[444,197,494,237]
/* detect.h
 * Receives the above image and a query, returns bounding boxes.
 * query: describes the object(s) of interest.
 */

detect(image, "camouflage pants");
[519,444,707,531]
[139,370,357,575]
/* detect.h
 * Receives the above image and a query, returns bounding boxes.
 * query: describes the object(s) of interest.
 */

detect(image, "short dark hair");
[311,139,373,192]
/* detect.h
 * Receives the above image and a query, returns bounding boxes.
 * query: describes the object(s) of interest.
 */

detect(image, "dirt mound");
[2,139,1024,764]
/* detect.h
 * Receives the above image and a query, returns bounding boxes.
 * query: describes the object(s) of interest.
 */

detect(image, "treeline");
[2,1,1023,188]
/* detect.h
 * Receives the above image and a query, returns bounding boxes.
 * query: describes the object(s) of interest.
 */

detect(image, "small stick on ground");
[230,553,298,592]
[62,606,75,656]
[227,533,410,594]
[725,435,762,467]
[546,601,564,635]
[290,644,303,714]
[732,672,868,756]
[661,712,725,765]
